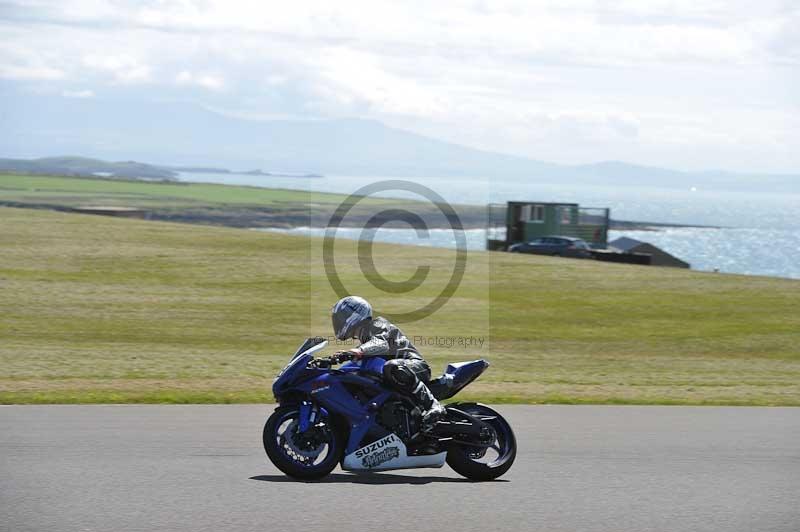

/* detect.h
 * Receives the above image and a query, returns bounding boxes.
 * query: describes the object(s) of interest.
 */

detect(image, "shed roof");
[608,237,690,268]
[608,236,642,252]
[506,201,579,207]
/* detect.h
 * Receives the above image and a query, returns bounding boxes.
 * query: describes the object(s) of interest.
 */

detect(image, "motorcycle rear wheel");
[446,404,516,481]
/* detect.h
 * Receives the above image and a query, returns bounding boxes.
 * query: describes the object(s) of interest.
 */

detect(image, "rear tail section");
[429,359,489,400]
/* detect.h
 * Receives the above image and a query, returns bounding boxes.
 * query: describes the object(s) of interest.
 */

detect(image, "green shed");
[486,201,610,251]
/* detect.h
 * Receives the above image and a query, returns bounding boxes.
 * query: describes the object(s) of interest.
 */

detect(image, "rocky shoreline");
[1,199,717,233]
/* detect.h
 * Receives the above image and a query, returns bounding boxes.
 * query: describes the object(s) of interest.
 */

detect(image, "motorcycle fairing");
[296,370,394,454]
[272,340,329,398]
[431,359,490,400]
[341,432,446,471]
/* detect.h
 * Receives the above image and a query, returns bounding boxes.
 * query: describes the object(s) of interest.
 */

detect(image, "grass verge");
[1,206,799,405]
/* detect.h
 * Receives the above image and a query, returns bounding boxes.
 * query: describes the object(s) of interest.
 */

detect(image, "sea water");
[178,172,800,279]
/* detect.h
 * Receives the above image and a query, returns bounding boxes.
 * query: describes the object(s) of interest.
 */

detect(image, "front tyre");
[263,406,343,480]
[446,404,516,481]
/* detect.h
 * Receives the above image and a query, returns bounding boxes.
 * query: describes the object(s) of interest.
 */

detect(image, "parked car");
[508,236,594,258]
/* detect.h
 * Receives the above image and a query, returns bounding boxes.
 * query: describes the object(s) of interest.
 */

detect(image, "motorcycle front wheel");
[446,404,516,481]
[263,406,343,480]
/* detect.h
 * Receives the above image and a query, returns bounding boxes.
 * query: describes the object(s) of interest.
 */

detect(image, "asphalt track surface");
[2,405,798,532]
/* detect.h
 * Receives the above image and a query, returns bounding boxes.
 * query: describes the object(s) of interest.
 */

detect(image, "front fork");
[298,400,324,433]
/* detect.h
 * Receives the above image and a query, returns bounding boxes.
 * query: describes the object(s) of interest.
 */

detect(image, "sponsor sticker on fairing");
[362,446,400,468]
[353,434,401,468]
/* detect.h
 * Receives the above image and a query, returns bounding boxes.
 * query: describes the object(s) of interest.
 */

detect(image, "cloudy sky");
[1,0,798,173]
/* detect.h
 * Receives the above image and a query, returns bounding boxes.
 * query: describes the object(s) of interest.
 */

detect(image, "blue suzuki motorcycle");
[264,337,516,481]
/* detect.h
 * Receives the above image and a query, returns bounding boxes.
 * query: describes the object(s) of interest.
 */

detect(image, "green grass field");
[0,173,485,227]
[2,206,799,405]
[0,173,349,204]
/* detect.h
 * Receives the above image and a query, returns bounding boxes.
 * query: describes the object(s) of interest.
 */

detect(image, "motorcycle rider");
[330,295,446,431]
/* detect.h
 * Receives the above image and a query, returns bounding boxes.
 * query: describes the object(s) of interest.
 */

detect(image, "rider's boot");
[413,381,446,433]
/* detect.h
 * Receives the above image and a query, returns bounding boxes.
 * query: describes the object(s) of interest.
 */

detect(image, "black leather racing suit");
[355,317,439,411]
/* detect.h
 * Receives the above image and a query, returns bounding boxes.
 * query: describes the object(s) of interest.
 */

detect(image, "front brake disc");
[283,420,326,459]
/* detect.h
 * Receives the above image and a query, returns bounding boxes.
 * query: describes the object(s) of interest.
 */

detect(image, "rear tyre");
[446,404,516,481]
[263,406,343,480]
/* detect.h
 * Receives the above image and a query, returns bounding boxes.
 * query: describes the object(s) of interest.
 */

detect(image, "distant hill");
[0,156,325,180]
[0,156,177,180]
[1,90,797,191]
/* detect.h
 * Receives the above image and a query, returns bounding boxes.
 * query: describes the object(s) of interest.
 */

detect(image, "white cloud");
[4,1,791,66]
[175,70,225,90]
[62,89,94,98]
[0,0,797,171]
[0,41,65,80]
[82,54,151,83]
[0,64,64,80]
[310,47,445,117]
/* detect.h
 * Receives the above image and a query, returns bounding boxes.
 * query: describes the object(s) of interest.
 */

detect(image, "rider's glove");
[312,358,332,369]
[332,351,354,364]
